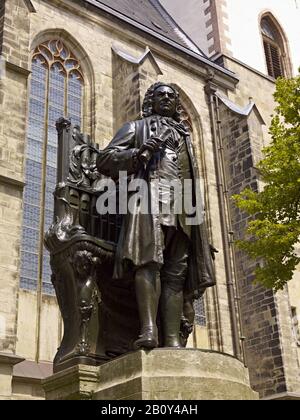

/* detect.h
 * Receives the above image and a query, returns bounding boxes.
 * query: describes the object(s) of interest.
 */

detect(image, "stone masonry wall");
[0,0,297,400]
[220,104,299,397]
[204,0,232,56]
[0,0,235,387]
[112,54,141,133]
[112,51,162,133]
[1,0,31,71]
[221,56,300,397]
[0,0,31,355]
[0,0,31,182]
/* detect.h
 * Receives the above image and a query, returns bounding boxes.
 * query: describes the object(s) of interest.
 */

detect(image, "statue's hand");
[138,137,164,165]
[138,137,162,155]
[138,125,173,165]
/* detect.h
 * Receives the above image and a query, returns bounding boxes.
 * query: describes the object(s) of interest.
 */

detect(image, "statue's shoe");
[134,328,158,350]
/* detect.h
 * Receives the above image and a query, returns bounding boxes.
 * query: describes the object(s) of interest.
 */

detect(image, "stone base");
[43,349,258,400]
[0,353,25,400]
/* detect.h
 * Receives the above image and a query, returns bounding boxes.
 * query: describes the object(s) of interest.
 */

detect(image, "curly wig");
[142,82,185,122]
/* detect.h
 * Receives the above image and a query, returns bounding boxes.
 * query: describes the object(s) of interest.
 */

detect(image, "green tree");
[234,72,300,291]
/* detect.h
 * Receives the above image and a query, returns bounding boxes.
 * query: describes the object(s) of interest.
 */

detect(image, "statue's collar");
[151,114,190,136]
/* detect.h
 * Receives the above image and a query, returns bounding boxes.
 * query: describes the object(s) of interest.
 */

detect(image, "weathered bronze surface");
[97,83,216,349]
[45,120,138,372]
[45,83,216,372]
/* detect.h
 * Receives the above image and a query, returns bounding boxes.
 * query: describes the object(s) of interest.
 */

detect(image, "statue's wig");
[142,82,184,122]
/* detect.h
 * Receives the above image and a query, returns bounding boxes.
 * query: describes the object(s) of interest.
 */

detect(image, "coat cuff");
[132,148,140,172]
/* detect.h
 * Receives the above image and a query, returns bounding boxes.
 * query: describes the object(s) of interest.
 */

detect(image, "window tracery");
[21,40,84,294]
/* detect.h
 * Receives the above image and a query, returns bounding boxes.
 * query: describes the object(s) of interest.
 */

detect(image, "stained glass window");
[194,297,206,327]
[20,40,84,294]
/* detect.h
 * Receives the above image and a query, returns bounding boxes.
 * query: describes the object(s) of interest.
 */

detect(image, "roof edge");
[216,92,266,125]
[213,53,276,84]
[82,0,239,86]
[112,44,163,75]
[24,0,36,12]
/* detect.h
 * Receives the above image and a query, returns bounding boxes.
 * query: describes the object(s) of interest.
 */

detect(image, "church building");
[0,0,299,399]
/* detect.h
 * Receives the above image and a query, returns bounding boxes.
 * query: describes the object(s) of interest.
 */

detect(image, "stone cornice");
[112,45,163,75]
[0,353,25,366]
[6,61,31,77]
[0,174,26,190]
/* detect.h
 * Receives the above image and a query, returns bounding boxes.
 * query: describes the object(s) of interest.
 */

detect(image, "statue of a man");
[96,82,215,349]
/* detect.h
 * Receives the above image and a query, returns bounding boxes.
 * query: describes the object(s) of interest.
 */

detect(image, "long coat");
[96,115,216,297]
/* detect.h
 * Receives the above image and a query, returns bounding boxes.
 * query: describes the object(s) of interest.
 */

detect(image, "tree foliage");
[233,72,300,291]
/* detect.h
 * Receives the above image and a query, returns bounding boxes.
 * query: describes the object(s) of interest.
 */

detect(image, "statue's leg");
[160,288,183,347]
[160,227,189,347]
[134,265,160,349]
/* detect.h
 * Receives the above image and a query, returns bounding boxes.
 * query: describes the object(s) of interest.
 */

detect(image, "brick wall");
[220,105,293,397]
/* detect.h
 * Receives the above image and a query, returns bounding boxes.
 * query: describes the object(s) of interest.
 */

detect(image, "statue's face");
[152,85,177,117]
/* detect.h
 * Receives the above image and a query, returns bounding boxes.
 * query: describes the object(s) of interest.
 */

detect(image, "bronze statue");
[45,83,216,372]
[96,82,216,349]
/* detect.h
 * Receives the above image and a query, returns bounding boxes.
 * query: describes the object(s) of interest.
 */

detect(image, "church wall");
[160,1,300,78]
[220,105,285,397]
[6,0,298,399]
[0,0,297,401]
[275,288,300,394]
[111,54,140,133]
[0,362,13,400]
[15,290,61,363]
[222,56,276,133]
[0,184,23,353]
[223,58,300,376]
[1,0,31,71]
[0,0,32,357]
[4,0,238,373]
[218,57,300,397]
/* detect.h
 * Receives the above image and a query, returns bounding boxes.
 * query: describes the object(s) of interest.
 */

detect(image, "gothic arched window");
[20,40,84,294]
[261,16,290,79]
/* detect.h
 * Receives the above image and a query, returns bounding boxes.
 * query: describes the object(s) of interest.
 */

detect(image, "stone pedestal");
[43,349,258,400]
[0,353,24,400]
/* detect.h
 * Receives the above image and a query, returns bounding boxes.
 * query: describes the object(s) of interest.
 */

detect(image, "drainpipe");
[205,80,242,362]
